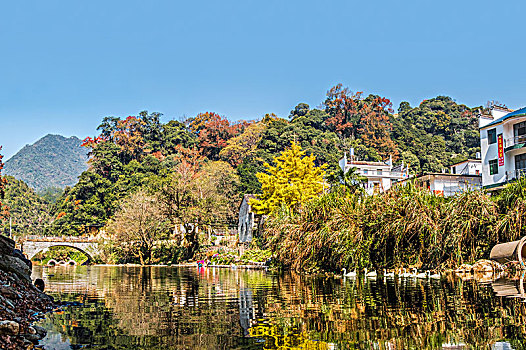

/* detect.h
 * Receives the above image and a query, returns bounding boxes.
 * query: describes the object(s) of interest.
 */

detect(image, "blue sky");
[0,0,525,159]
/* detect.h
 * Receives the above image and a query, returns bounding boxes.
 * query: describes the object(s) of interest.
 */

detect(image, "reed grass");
[264,180,526,272]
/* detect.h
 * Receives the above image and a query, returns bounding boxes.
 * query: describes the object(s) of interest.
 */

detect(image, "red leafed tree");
[188,112,241,160]
[325,84,398,159]
[358,96,399,159]
[324,84,364,138]
[173,145,205,176]
[113,116,146,161]
[83,116,146,169]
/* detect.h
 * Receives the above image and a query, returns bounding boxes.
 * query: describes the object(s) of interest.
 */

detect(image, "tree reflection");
[35,266,526,349]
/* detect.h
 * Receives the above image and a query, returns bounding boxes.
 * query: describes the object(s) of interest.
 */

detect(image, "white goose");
[428,271,441,279]
[383,269,395,278]
[364,268,377,278]
[415,270,428,279]
[342,268,357,278]
[401,268,417,278]
[400,268,411,278]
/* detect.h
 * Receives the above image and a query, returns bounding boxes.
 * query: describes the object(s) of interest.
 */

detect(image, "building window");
[515,154,526,171]
[363,169,368,174]
[377,169,382,175]
[514,122,526,143]
[488,129,497,144]
[489,159,498,175]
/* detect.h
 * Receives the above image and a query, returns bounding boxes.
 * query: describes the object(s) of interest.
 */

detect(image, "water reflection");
[33,266,526,350]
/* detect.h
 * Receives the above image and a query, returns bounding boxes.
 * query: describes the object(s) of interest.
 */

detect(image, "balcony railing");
[358,170,409,179]
[507,169,526,181]
[505,135,526,149]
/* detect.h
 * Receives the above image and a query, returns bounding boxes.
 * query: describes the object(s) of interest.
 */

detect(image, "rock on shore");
[0,236,55,349]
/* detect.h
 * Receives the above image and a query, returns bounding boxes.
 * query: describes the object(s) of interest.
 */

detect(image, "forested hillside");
[0,176,53,236]
[0,84,481,246]
[46,85,480,239]
[3,134,88,191]
[393,96,480,173]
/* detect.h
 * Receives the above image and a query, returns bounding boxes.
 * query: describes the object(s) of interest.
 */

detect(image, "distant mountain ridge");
[3,134,88,191]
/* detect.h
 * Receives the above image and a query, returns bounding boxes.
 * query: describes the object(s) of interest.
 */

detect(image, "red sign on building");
[498,134,504,166]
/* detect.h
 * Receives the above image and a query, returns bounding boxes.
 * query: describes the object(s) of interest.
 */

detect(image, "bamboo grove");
[263,177,526,272]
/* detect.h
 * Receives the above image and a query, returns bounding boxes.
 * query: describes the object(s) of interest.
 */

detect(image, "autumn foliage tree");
[324,84,398,160]
[188,112,247,160]
[154,158,239,259]
[219,122,266,167]
[251,141,327,215]
[357,95,399,159]
[104,190,168,265]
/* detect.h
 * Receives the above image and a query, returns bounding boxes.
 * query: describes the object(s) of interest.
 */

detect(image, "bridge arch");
[21,239,101,263]
[30,244,94,263]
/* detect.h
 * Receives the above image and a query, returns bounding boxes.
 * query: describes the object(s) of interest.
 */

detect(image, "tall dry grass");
[264,180,526,272]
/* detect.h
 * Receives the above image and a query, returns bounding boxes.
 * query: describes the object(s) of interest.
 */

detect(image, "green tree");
[251,141,327,215]
[1,176,53,237]
[0,147,8,220]
[392,97,479,173]
[327,167,367,194]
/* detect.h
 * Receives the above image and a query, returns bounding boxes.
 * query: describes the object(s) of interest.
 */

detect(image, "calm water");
[32,265,526,350]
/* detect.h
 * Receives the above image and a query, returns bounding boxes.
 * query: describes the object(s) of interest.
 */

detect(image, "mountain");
[3,134,89,191]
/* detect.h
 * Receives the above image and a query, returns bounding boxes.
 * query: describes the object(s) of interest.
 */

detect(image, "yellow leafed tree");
[251,141,327,215]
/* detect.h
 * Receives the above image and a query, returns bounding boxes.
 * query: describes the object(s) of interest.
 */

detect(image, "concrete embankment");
[0,235,56,349]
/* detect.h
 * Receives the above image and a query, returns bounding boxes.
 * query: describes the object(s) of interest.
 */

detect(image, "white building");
[480,106,526,189]
[403,173,482,197]
[238,194,257,243]
[339,154,410,195]
[449,159,482,176]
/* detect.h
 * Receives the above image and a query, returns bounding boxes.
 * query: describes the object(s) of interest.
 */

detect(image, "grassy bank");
[263,178,526,272]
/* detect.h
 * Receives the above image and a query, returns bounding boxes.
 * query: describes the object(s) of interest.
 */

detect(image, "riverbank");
[0,236,56,349]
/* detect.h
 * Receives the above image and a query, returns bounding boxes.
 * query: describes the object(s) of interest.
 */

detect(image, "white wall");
[481,123,505,187]
[450,161,481,175]
[481,114,526,187]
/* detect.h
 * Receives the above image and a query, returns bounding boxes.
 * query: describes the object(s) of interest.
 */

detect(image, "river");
[31,265,526,349]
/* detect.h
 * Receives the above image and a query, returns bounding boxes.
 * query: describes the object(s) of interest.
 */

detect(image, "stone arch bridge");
[20,236,101,261]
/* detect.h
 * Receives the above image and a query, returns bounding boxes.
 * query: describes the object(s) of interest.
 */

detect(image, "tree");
[324,84,364,139]
[357,95,398,159]
[251,141,327,215]
[219,122,266,167]
[162,120,197,153]
[188,112,242,160]
[0,147,8,220]
[153,158,235,259]
[199,161,241,225]
[104,190,168,265]
[1,176,53,236]
[324,84,398,160]
[326,167,367,194]
[391,97,479,173]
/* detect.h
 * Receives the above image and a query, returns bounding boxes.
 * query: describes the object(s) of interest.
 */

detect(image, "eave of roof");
[348,161,388,166]
[481,106,526,130]
[449,159,482,167]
